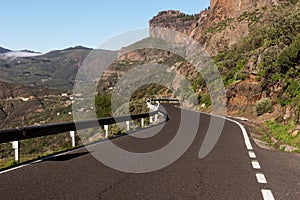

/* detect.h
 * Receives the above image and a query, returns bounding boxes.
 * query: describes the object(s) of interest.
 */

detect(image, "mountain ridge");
[0,47,11,54]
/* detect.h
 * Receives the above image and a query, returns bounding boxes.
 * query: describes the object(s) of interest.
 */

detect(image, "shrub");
[255,98,273,115]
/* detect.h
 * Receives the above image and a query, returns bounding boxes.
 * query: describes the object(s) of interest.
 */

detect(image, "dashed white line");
[256,173,267,184]
[261,189,275,200]
[252,161,261,169]
[248,151,256,159]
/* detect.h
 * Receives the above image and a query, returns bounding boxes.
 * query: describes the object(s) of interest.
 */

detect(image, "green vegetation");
[0,132,77,169]
[95,95,112,118]
[207,18,234,33]
[266,121,300,150]
[255,98,273,116]
[199,93,211,107]
[214,1,300,120]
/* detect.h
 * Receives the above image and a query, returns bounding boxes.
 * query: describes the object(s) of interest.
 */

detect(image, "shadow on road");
[47,151,90,162]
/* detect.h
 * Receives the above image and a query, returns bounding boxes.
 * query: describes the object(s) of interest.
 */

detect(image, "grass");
[265,120,300,150]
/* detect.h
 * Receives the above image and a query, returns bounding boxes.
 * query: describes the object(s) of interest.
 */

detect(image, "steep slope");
[0,46,93,90]
[0,81,74,129]
[150,0,289,55]
[148,0,299,150]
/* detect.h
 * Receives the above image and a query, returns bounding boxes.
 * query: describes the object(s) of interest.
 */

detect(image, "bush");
[95,95,112,118]
[255,98,273,115]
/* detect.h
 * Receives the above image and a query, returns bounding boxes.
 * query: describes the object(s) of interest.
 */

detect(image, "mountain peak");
[64,45,93,51]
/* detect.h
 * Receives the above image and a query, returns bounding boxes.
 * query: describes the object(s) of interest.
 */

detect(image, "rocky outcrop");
[149,0,280,55]
[210,0,272,20]
[149,10,201,37]
[226,75,262,118]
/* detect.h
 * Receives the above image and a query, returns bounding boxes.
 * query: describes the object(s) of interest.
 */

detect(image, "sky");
[0,0,210,53]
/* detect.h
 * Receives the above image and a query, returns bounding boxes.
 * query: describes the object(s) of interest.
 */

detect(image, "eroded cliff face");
[147,0,299,123]
[210,0,272,20]
[149,0,279,55]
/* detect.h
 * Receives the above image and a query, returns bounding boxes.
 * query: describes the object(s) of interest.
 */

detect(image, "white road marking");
[256,173,267,184]
[2,106,276,200]
[171,107,276,199]
[248,151,256,158]
[252,161,261,169]
[0,164,29,175]
[0,145,87,175]
[261,189,275,200]
[226,118,253,150]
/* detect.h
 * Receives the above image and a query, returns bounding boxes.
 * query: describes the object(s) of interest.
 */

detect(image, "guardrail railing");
[0,110,168,163]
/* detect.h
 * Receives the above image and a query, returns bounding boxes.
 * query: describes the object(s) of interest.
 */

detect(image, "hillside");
[0,46,92,90]
[0,81,74,130]
[94,0,299,151]
[148,0,300,151]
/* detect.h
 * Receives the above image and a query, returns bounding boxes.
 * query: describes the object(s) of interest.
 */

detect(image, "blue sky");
[0,0,209,53]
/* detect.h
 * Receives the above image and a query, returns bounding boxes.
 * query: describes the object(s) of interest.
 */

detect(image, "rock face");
[149,0,278,55]
[148,0,298,122]
[149,10,201,36]
[210,0,272,20]
[226,76,262,118]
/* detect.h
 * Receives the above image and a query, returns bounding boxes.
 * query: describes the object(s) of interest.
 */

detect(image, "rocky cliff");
[147,0,300,151]
[149,0,299,121]
[149,0,287,55]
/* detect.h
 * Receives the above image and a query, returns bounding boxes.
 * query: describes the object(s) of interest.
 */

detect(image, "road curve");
[0,104,299,199]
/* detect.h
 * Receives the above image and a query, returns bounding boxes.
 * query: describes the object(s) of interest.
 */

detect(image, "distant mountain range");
[0,47,11,54]
[0,46,97,90]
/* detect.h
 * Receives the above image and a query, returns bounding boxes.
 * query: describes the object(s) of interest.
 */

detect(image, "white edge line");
[0,145,88,175]
[226,118,253,150]
[177,106,254,150]
[0,118,169,175]
[177,107,275,199]
[0,164,29,175]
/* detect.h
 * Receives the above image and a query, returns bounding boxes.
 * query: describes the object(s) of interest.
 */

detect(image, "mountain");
[0,47,11,54]
[0,46,94,90]
[0,81,67,129]
[148,0,299,150]
[0,0,298,151]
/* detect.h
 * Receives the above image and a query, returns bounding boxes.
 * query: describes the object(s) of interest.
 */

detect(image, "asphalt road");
[0,104,299,199]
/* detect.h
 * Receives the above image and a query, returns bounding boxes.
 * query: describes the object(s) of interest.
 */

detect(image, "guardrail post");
[155,114,158,123]
[126,121,130,131]
[104,125,109,138]
[12,141,19,162]
[150,116,153,124]
[70,131,76,147]
[141,118,144,127]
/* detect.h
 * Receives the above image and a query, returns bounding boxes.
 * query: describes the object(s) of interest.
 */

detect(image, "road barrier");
[0,110,168,162]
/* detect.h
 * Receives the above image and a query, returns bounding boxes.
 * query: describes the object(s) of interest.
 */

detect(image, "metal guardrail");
[150,99,179,103]
[0,110,167,144]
